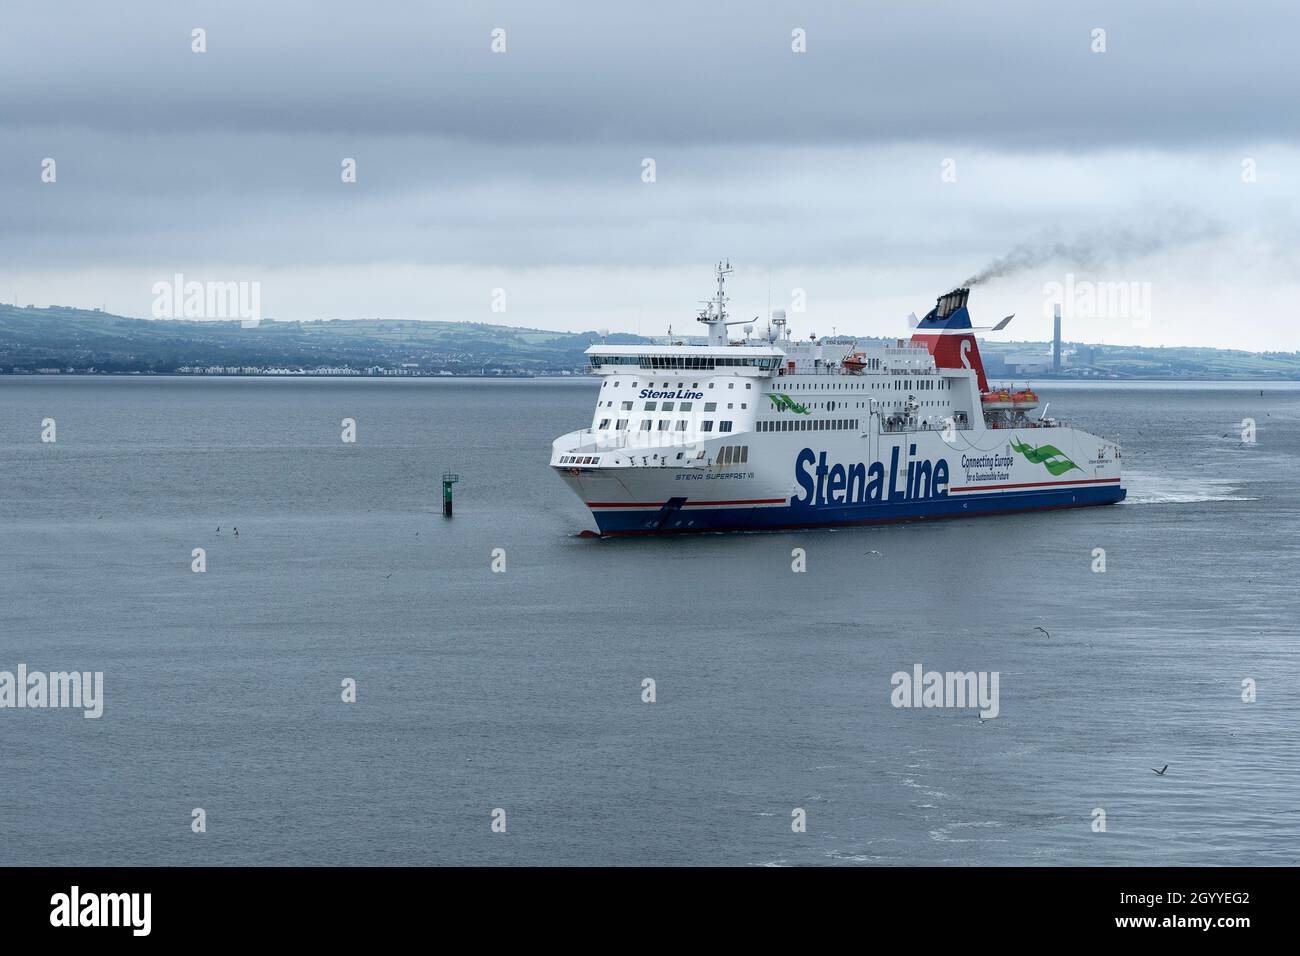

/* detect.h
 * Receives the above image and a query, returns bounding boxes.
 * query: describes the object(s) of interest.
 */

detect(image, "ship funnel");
[909,286,990,393]
[935,288,970,319]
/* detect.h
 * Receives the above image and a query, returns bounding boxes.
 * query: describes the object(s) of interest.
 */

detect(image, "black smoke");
[963,211,1222,286]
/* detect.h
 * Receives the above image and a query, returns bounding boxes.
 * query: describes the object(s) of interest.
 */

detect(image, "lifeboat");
[842,352,868,373]
[981,387,1039,411]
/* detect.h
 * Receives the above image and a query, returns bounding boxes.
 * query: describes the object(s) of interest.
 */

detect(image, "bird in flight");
[1033,626,1051,639]
[1152,765,1168,776]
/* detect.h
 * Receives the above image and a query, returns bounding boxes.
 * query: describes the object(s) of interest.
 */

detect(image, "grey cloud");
[1,0,1297,349]
[2,1,1296,148]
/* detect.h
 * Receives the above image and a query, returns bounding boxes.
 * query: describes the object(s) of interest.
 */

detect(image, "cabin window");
[719,421,733,433]
[662,402,675,411]
[621,401,633,410]
[701,421,714,432]
[640,421,652,431]
[644,401,657,411]
[598,419,610,429]
[705,402,717,412]
[616,419,628,430]
[680,402,693,411]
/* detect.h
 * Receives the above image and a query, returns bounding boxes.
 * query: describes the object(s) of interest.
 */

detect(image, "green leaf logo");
[1010,436,1082,476]
[768,392,810,415]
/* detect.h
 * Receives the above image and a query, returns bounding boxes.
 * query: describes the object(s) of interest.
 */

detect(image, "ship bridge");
[586,344,783,374]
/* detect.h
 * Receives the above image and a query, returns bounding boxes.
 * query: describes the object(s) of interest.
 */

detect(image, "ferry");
[551,263,1125,535]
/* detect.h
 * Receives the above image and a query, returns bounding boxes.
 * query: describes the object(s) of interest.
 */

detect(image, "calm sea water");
[1,376,1297,866]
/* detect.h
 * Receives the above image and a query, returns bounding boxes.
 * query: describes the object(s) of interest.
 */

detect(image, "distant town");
[3,303,1299,380]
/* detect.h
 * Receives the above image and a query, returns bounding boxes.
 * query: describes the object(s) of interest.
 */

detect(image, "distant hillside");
[0,304,647,374]
[2,304,1298,378]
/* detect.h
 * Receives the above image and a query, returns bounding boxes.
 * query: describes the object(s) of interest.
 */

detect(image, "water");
[1,376,1297,866]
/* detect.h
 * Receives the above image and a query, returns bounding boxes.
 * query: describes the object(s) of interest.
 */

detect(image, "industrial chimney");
[1052,304,1062,373]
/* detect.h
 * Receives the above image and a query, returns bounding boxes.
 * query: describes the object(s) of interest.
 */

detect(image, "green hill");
[2,304,1298,378]
[0,305,644,374]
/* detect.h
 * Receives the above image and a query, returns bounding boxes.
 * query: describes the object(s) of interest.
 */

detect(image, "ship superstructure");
[551,263,1124,535]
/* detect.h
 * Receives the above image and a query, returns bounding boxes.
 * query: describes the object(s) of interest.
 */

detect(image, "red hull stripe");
[586,497,786,509]
[950,477,1121,493]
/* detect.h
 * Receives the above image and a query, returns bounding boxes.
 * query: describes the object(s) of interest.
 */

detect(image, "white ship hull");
[553,424,1123,535]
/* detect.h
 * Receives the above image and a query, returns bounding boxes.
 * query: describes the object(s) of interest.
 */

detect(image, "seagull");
[1033,626,1051,639]
[383,572,393,579]
[864,550,882,556]
[233,527,239,537]
[1152,764,1168,776]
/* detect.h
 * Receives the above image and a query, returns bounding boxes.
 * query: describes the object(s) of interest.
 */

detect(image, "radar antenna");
[696,260,749,346]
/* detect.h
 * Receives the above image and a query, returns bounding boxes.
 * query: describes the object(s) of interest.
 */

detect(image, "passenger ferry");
[551,263,1125,535]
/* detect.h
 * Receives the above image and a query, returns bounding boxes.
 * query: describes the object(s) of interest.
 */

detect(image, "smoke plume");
[962,211,1222,287]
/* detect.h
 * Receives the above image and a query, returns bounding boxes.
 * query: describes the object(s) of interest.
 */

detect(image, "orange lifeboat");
[842,352,868,373]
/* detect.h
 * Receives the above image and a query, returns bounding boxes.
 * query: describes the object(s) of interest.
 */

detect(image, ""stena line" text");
[793,445,950,507]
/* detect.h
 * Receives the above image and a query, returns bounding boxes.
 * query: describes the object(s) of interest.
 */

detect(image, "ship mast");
[697,259,746,346]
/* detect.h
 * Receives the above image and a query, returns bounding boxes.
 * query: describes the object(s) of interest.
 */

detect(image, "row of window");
[596,419,734,433]
[590,355,779,370]
[717,445,748,465]
[602,380,752,390]
[757,419,859,432]
[558,455,599,465]
[599,400,749,412]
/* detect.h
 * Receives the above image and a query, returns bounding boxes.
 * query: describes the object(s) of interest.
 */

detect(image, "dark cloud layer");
[2,0,1295,147]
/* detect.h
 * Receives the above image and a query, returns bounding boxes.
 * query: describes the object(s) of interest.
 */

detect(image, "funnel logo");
[1010,436,1081,476]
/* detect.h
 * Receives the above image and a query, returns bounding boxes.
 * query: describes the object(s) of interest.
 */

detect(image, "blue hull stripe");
[592,485,1126,535]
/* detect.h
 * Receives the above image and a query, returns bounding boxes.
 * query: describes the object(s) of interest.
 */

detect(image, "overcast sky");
[2,0,1297,349]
